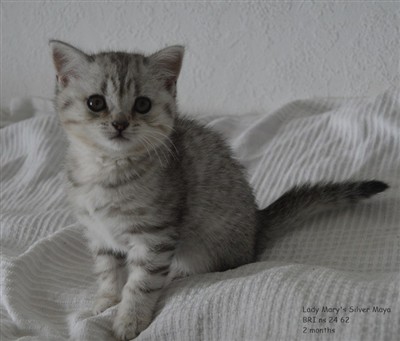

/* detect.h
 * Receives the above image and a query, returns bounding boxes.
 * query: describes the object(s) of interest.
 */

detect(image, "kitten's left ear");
[148,45,184,89]
[49,40,91,87]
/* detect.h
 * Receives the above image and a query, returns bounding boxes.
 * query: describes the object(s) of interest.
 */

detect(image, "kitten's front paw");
[92,295,120,315]
[113,308,152,340]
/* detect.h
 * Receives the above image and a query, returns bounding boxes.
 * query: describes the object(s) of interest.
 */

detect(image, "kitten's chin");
[109,135,130,142]
[103,137,148,157]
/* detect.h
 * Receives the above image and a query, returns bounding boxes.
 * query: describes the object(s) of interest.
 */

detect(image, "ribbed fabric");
[1,90,399,340]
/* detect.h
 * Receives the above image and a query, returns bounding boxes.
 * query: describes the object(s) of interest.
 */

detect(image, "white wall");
[2,1,399,116]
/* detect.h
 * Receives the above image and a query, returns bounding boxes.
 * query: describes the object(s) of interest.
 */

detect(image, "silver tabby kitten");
[50,40,388,340]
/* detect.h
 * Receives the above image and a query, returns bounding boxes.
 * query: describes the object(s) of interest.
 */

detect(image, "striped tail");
[255,180,388,257]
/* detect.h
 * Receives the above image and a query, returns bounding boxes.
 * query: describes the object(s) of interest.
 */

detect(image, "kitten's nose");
[112,119,129,132]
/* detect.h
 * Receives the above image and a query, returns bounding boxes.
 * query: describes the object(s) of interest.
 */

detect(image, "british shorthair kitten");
[50,40,388,340]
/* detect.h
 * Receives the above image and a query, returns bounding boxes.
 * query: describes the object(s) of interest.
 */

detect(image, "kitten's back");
[167,117,258,276]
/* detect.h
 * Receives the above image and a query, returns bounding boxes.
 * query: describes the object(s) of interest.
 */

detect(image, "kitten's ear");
[148,45,184,89]
[49,40,91,87]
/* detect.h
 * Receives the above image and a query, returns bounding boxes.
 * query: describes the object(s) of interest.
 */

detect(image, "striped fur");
[50,41,388,340]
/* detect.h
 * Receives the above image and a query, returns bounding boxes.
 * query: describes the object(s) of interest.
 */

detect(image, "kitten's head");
[49,40,184,157]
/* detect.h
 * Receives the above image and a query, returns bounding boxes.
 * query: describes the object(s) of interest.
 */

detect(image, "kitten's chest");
[71,182,156,249]
[66,155,164,248]
[69,157,157,215]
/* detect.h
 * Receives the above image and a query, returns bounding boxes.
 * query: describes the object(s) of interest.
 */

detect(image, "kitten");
[49,40,388,340]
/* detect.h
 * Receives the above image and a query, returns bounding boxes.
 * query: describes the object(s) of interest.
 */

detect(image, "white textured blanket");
[1,90,399,341]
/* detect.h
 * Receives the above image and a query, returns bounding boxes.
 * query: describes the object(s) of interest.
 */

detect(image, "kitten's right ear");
[148,45,184,90]
[49,40,91,87]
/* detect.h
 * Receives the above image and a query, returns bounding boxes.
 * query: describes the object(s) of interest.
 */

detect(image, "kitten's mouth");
[110,133,129,141]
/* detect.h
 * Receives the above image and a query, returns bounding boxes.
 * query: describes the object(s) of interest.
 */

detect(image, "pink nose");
[112,120,129,132]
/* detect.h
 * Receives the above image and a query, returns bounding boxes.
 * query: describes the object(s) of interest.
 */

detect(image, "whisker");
[145,119,176,131]
[161,123,177,133]
[137,136,152,160]
[146,133,178,162]
[142,135,165,167]
[151,139,170,165]
[147,130,179,158]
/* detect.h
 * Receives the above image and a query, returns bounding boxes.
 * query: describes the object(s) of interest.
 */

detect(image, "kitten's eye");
[134,97,152,114]
[87,95,107,112]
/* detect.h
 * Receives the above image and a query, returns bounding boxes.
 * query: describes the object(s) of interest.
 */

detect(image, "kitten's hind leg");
[92,249,124,315]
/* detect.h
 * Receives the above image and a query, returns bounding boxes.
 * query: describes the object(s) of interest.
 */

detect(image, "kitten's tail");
[255,180,388,256]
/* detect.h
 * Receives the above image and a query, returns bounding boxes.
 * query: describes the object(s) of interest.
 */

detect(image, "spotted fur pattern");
[50,41,388,340]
